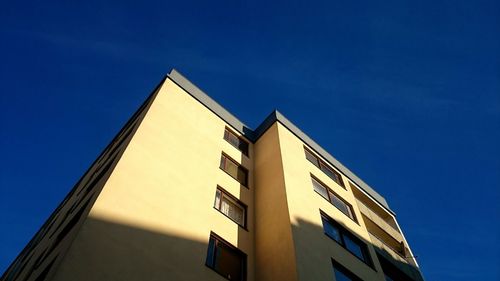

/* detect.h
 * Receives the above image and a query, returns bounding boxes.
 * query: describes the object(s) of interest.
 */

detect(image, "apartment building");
[1,70,424,281]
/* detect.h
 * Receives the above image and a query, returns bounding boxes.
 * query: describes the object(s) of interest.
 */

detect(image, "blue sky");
[0,0,498,280]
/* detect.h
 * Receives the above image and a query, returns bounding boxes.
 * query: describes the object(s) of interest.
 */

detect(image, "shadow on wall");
[291,217,423,281]
[48,215,423,281]
[51,217,222,281]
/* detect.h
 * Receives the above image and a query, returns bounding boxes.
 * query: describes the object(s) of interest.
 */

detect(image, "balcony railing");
[355,199,402,240]
[369,233,421,280]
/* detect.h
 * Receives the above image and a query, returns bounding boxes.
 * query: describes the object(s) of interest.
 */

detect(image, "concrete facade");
[2,70,424,281]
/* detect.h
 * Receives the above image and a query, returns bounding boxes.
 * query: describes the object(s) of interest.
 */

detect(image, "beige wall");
[254,123,298,281]
[51,78,255,281]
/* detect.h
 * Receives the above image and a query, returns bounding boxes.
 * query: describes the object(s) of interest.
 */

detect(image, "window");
[332,259,363,281]
[206,233,246,281]
[214,187,247,227]
[377,253,416,281]
[321,212,372,266]
[220,154,248,186]
[312,176,356,222]
[224,128,249,156]
[304,147,345,188]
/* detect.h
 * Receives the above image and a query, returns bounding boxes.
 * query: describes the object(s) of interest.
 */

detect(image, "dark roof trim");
[255,110,393,214]
[167,69,256,140]
[167,69,394,214]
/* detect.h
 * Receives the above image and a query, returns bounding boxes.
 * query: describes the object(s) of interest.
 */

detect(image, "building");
[1,69,424,281]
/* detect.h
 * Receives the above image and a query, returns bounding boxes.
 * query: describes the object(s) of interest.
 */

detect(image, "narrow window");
[321,215,342,243]
[305,148,320,166]
[322,212,372,267]
[304,147,345,188]
[224,128,249,156]
[343,235,366,261]
[332,259,363,281]
[320,162,344,187]
[206,233,246,281]
[329,191,355,220]
[312,177,329,200]
[312,176,356,222]
[220,154,248,186]
[214,187,247,227]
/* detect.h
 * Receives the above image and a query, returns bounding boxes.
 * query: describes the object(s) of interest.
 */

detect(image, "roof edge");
[167,69,394,215]
[167,69,255,140]
[273,110,393,214]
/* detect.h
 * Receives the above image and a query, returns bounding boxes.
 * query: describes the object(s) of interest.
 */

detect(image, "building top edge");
[167,69,256,140]
[167,68,394,215]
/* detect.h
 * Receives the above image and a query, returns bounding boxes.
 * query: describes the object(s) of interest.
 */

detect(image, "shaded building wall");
[51,78,255,281]
[253,123,298,281]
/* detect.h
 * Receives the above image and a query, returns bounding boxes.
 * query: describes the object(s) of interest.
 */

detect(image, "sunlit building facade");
[2,70,424,281]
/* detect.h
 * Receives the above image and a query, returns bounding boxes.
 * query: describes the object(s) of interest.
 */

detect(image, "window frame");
[214,186,248,229]
[321,211,374,268]
[206,232,247,281]
[312,175,357,223]
[332,259,364,281]
[304,147,345,188]
[219,153,249,187]
[223,127,250,157]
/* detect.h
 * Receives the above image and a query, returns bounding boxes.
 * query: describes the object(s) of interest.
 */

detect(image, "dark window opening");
[321,212,373,267]
[313,176,356,222]
[224,128,249,156]
[378,253,416,281]
[214,187,247,227]
[220,154,248,186]
[206,233,246,281]
[332,259,364,281]
[304,147,345,188]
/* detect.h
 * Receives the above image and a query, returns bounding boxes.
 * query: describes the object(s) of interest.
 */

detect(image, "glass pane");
[305,149,319,166]
[215,242,244,281]
[312,178,329,200]
[238,140,249,156]
[220,155,226,169]
[214,190,221,208]
[322,217,342,243]
[221,197,244,225]
[333,267,353,281]
[330,192,353,219]
[225,129,249,156]
[226,161,239,178]
[229,134,239,147]
[321,164,340,184]
[206,237,216,267]
[344,235,365,261]
[237,168,247,185]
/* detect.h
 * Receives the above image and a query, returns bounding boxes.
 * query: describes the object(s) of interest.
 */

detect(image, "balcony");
[369,233,422,281]
[356,199,402,241]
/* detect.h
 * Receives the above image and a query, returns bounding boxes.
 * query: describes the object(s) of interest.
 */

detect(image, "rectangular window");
[312,177,329,200]
[214,187,247,227]
[332,259,363,281]
[312,176,356,222]
[304,147,345,188]
[305,148,320,166]
[224,128,249,156]
[220,154,248,186]
[206,233,246,281]
[322,212,372,267]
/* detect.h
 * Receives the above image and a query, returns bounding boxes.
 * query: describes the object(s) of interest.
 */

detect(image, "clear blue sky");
[0,1,498,280]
